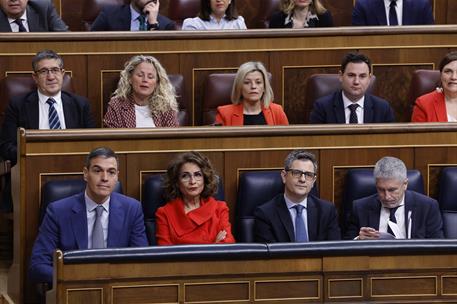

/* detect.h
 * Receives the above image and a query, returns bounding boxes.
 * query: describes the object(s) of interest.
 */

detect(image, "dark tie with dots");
[138,15,147,31]
[387,206,399,236]
[14,18,27,32]
[348,104,359,124]
[46,98,61,129]
[389,0,399,26]
[294,205,308,242]
[92,205,105,249]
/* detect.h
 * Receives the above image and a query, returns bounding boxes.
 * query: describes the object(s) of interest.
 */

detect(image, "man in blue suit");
[90,0,175,31]
[345,156,444,240]
[29,147,148,285]
[254,150,341,242]
[309,53,395,124]
[352,0,434,26]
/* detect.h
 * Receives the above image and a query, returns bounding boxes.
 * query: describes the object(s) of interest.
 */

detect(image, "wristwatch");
[148,23,159,30]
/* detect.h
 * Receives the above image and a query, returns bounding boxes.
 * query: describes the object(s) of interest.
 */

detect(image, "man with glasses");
[254,150,341,243]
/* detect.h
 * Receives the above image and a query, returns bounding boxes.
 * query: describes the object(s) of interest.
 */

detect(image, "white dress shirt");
[284,194,309,240]
[384,0,403,25]
[342,92,365,124]
[8,11,29,32]
[37,91,67,129]
[379,196,406,239]
[85,192,110,249]
[182,15,247,30]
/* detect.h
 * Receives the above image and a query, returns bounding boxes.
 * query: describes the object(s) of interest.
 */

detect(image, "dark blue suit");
[29,192,148,285]
[309,91,395,124]
[90,4,175,31]
[254,194,341,242]
[352,0,434,26]
[345,190,444,239]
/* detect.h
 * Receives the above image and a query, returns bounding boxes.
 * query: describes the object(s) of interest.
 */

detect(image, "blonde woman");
[215,61,289,126]
[269,0,333,28]
[104,55,179,128]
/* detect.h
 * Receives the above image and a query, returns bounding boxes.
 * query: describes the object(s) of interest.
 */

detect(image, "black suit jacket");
[268,10,333,28]
[345,190,444,239]
[0,91,95,165]
[309,91,395,124]
[254,194,341,242]
[90,4,175,31]
[0,0,68,32]
[352,0,434,26]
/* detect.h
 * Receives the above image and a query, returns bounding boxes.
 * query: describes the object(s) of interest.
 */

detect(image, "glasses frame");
[179,171,204,183]
[285,169,317,181]
[34,67,63,76]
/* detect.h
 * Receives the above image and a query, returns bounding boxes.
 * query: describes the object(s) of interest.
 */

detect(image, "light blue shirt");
[85,192,110,248]
[284,194,309,240]
[182,15,247,30]
[130,4,144,31]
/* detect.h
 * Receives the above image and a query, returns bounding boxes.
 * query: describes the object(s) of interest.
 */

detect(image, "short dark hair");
[164,151,218,200]
[85,147,119,169]
[284,150,318,173]
[199,0,239,21]
[439,51,457,72]
[340,52,372,74]
[32,50,64,72]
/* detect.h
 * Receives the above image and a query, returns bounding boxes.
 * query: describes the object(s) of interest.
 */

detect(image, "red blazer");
[411,90,447,122]
[215,103,289,126]
[155,197,235,245]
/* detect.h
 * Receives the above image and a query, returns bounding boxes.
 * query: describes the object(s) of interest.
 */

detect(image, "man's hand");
[215,230,227,242]
[358,227,380,240]
[144,0,160,25]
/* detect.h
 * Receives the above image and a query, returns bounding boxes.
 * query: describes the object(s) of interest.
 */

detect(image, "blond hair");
[280,0,327,15]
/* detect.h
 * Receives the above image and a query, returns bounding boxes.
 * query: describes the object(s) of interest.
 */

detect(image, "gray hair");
[284,149,317,172]
[373,156,407,181]
[32,50,63,71]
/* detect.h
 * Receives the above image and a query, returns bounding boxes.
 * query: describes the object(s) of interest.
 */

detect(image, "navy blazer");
[0,90,95,165]
[268,10,333,28]
[29,192,148,285]
[254,194,341,242]
[0,0,68,32]
[309,91,395,124]
[90,4,175,31]
[352,0,434,26]
[345,190,444,240]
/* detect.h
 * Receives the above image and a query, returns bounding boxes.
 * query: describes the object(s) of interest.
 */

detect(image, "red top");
[411,90,447,122]
[155,196,235,245]
[215,103,289,126]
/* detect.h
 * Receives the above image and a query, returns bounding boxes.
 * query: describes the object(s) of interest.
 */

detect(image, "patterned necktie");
[138,15,147,31]
[46,98,61,129]
[348,103,359,124]
[14,18,27,32]
[387,206,399,236]
[389,0,399,26]
[92,205,105,249]
[294,205,308,242]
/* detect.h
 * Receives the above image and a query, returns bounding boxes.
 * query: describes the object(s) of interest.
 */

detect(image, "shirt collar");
[37,90,62,106]
[342,91,365,109]
[284,193,308,209]
[130,4,142,21]
[85,191,110,213]
[8,11,27,23]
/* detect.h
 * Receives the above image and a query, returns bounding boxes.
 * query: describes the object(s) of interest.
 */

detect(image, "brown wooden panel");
[442,275,457,295]
[322,0,354,26]
[371,276,437,297]
[67,288,102,304]
[112,284,179,304]
[255,279,320,300]
[327,278,363,299]
[185,282,249,303]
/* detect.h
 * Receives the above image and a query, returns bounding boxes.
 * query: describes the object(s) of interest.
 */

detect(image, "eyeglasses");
[35,67,62,76]
[286,169,316,181]
[180,171,203,182]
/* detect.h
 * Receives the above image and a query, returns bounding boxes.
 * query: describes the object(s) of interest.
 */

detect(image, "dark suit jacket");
[0,0,68,32]
[90,4,176,31]
[345,190,444,239]
[254,194,341,242]
[269,10,333,28]
[29,192,148,285]
[352,0,434,26]
[0,90,95,165]
[309,91,395,124]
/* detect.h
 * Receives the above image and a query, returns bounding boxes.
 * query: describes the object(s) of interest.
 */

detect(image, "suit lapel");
[71,194,88,249]
[434,93,447,121]
[62,93,76,128]
[370,198,382,229]
[26,92,40,129]
[402,0,411,25]
[263,106,274,125]
[276,196,295,241]
[122,5,134,30]
[334,92,346,123]
[231,104,244,125]
[0,11,12,32]
[375,0,388,25]
[403,191,415,238]
[26,6,41,31]
[363,95,374,123]
[306,196,318,241]
[107,194,124,247]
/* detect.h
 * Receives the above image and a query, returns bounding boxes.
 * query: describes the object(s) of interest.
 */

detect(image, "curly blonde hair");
[281,0,327,15]
[113,55,178,115]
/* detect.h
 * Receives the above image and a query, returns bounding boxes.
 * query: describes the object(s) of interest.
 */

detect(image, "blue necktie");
[348,103,359,124]
[92,205,105,249]
[138,15,147,31]
[389,0,399,26]
[294,205,308,242]
[14,18,27,32]
[46,98,61,129]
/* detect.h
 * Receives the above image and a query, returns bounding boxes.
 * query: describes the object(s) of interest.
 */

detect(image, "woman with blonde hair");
[269,0,333,28]
[215,61,289,126]
[104,55,179,128]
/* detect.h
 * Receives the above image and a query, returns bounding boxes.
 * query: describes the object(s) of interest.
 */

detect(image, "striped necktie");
[46,98,61,129]
[14,18,27,32]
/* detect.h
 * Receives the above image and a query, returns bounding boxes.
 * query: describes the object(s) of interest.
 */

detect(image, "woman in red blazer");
[155,151,235,245]
[412,51,457,122]
[215,61,289,126]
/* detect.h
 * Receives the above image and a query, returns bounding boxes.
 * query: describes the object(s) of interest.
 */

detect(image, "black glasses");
[286,169,316,181]
[35,67,62,76]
